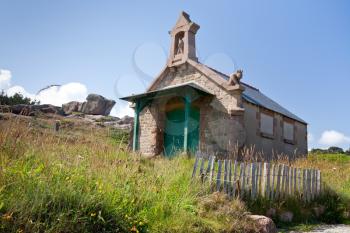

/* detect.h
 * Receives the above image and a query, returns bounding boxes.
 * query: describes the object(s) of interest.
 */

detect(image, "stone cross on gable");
[168,11,200,66]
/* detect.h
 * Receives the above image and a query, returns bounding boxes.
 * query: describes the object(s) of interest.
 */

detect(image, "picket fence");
[192,155,322,202]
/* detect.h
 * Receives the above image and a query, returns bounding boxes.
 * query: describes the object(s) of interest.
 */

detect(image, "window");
[283,121,294,143]
[260,113,274,137]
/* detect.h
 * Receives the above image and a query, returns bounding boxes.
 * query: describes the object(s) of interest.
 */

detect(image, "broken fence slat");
[191,156,200,178]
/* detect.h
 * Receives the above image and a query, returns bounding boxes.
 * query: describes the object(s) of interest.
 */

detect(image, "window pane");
[260,113,273,135]
[283,122,294,141]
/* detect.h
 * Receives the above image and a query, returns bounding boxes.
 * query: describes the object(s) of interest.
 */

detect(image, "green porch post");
[132,100,140,151]
[183,95,191,153]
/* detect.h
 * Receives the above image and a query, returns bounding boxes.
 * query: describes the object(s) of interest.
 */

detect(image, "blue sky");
[0,0,350,150]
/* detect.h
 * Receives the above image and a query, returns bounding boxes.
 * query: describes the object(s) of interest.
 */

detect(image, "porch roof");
[120,82,214,101]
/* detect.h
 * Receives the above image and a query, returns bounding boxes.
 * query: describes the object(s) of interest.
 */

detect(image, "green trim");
[132,100,140,151]
[183,95,191,152]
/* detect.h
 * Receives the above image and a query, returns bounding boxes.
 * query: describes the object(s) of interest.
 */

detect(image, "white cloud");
[1,68,134,117]
[6,85,36,99]
[0,69,12,90]
[319,130,350,147]
[110,103,134,118]
[36,83,88,106]
[2,68,88,107]
[6,83,88,107]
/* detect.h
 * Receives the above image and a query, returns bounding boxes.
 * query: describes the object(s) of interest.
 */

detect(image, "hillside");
[0,113,349,233]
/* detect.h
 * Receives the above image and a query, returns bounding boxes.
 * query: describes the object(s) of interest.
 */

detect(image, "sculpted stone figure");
[228,69,243,86]
[176,37,184,54]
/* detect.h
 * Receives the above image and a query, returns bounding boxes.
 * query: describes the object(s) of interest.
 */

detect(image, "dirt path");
[307,225,350,233]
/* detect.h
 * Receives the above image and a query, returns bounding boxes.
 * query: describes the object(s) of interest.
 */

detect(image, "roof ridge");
[198,62,260,91]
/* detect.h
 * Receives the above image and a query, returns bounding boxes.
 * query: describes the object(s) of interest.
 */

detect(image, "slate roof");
[204,64,307,124]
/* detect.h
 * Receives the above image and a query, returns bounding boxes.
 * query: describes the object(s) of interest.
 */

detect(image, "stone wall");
[139,62,245,156]
[243,101,308,159]
[138,103,164,157]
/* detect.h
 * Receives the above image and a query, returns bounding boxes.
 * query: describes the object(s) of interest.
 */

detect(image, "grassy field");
[0,115,256,233]
[0,114,349,232]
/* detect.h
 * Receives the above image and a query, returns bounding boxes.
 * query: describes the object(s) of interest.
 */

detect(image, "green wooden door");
[164,106,199,157]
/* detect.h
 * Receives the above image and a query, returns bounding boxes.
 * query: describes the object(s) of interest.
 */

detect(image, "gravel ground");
[308,225,350,233]
[287,225,350,233]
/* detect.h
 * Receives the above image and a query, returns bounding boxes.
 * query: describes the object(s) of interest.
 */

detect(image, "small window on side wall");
[283,121,295,144]
[260,112,274,139]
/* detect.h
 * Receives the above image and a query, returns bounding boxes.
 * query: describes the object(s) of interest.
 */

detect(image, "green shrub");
[0,91,38,105]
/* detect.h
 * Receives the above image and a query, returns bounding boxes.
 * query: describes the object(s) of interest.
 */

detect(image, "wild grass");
[246,152,350,230]
[0,115,254,233]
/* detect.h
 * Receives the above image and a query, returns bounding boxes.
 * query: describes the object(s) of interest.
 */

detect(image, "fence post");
[223,160,228,194]
[199,157,205,180]
[302,169,307,202]
[264,163,270,198]
[192,156,200,178]
[288,166,293,196]
[316,169,321,196]
[240,163,246,197]
[310,169,314,200]
[251,163,257,199]
[246,163,251,191]
[306,169,311,202]
[228,160,232,198]
[262,163,266,197]
[285,166,290,196]
[205,156,212,181]
[292,168,297,195]
[209,156,215,185]
[296,168,301,195]
[280,164,286,198]
[270,164,275,200]
[254,162,262,195]
[276,164,282,199]
[216,160,222,192]
[257,162,263,196]
[314,169,317,198]
[232,161,238,197]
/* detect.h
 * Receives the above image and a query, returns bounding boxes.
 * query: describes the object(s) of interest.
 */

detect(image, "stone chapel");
[121,11,308,158]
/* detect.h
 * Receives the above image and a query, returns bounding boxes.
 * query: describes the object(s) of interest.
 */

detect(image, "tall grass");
[0,115,253,233]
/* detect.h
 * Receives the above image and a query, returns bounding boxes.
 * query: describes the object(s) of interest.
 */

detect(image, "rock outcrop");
[81,94,115,115]
[62,101,84,115]
[248,215,277,233]
[62,94,115,116]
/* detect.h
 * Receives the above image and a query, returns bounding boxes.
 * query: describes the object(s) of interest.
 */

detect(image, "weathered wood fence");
[192,155,322,202]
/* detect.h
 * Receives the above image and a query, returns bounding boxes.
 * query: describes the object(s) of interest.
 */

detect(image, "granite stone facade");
[122,11,308,159]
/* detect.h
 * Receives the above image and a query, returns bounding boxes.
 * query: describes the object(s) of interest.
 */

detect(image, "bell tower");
[168,11,200,66]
